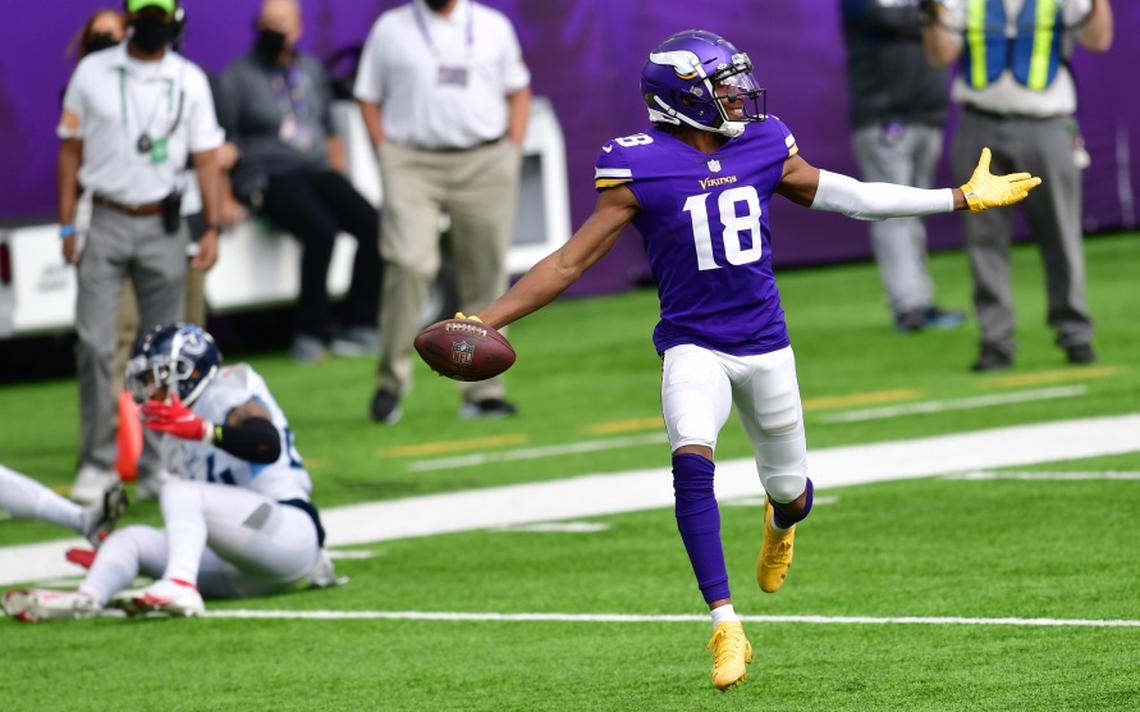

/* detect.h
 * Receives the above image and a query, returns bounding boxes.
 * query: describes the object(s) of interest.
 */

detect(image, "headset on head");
[123,0,187,47]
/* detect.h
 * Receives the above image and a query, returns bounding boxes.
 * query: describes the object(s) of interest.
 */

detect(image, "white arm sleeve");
[810,169,955,221]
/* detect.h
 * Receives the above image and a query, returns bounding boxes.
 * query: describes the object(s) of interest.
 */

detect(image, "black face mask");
[255,29,287,62]
[424,0,451,11]
[84,33,119,56]
[130,16,172,54]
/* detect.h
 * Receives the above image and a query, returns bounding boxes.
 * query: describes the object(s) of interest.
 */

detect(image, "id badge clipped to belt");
[438,66,469,87]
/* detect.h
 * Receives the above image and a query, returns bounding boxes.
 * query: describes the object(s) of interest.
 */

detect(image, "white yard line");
[1,413,1139,586]
[407,433,668,472]
[947,470,1140,481]
[818,385,1088,423]
[200,609,1140,628]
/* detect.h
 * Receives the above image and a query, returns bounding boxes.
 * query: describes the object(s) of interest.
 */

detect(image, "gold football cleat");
[757,499,796,593]
[707,620,753,690]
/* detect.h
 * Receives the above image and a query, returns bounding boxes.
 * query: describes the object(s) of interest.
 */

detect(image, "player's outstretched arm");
[478,186,638,329]
[777,149,1039,221]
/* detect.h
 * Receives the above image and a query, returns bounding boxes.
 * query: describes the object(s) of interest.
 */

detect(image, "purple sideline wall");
[0,1,1136,297]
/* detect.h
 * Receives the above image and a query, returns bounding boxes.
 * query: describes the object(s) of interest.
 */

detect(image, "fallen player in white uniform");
[3,322,337,622]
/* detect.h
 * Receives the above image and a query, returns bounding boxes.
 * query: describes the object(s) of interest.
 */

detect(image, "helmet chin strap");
[648,97,744,138]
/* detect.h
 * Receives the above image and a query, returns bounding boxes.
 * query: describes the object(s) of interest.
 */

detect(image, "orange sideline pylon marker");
[115,391,142,482]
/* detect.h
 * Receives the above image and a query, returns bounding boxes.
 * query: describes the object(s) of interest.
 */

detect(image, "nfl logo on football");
[450,340,475,366]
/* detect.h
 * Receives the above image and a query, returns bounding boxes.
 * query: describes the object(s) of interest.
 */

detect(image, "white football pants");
[80,479,320,604]
[661,344,808,503]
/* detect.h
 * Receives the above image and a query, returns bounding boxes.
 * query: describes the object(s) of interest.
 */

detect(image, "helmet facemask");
[126,322,221,406]
[642,31,767,138]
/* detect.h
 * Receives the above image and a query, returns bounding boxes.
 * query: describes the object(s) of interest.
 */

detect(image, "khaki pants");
[376,139,521,404]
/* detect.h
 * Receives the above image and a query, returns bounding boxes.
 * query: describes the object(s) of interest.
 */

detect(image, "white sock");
[710,603,739,629]
[0,464,84,533]
[79,529,144,605]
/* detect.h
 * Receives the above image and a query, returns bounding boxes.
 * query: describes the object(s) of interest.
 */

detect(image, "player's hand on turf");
[141,394,213,442]
[454,312,483,322]
[960,147,1042,213]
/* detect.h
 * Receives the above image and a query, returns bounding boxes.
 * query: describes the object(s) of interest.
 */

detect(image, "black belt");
[411,135,505,153]
[963,104,1062,122]
[92,194,164,216]
[279,498,326,547]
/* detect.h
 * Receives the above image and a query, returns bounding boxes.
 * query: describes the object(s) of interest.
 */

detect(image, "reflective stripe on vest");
[963,0,1063,91]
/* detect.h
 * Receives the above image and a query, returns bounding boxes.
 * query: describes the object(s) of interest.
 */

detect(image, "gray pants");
[951,110,1091,353]
[76,205,188,475]
[852,123,943,316]
[375,139,521,404]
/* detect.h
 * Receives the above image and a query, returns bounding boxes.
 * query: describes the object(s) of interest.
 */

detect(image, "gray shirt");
[217,51,336,198]
[842,0,950,130]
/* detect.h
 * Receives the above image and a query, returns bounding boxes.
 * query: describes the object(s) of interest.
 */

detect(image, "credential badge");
[707,159,721,173]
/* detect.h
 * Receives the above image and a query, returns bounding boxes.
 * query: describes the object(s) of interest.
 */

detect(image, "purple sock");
[672,452,730,603]
[772,477,814,529]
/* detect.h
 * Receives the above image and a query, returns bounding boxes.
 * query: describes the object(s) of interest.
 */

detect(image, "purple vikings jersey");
[595,119,799,356]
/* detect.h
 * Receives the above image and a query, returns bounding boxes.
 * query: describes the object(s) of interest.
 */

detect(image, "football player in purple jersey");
[470,29,1040,690]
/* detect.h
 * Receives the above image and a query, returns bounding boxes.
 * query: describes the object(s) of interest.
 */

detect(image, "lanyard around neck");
[118,66,174,127]
[412,1,475,58]
[119,66,185,138]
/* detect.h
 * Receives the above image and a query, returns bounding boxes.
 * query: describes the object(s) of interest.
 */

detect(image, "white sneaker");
[81,482,129,545]
[2,589,102,622]
[112,579,204,618]
[70,464,119,505]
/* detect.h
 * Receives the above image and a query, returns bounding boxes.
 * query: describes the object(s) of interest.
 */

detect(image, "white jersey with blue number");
[181,364,313,502]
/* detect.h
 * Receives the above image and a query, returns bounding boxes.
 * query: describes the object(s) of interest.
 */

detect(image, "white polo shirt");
[353,0,530,150]
[59,43,225,205]
[940,0,1093,117]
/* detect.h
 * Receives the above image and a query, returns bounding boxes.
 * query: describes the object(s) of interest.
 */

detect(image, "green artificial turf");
[0,233,1137,709]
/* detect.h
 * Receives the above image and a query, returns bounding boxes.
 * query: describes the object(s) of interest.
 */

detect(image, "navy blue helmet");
[126,322,222,405]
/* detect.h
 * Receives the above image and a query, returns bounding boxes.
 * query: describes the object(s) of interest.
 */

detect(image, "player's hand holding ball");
[414,312,516,382]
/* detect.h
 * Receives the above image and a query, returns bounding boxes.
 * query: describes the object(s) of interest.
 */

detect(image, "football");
[413,318,516,382]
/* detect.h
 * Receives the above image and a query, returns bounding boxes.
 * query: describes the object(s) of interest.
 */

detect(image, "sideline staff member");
[923,0,1114,370]
[58,0,225,503]
[354,0,531,424]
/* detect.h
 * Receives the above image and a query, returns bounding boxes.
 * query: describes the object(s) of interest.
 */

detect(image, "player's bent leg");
[729,346,811,593]
[202,495,321,585]
[758,478,813,593]
[83,524,168,605]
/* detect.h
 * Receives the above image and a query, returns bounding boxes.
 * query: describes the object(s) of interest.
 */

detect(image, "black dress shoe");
[970,345,1013,372]
[1065,343,1097,365]
[460,397,518,420]
[369,389,402,424]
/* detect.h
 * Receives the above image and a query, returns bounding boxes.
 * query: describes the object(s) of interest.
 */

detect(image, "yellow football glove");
[454,312,483,323]
[960,147,1043,213]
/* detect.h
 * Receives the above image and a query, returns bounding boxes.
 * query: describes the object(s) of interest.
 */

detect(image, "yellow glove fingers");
[454,312,483,323]
[976,147,992,174]
[1001,171,1033,182]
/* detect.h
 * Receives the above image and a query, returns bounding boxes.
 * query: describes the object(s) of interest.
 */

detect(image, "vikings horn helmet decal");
[639,29,767,138]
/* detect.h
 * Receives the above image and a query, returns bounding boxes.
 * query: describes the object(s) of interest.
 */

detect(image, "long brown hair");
[66,8,126,64]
